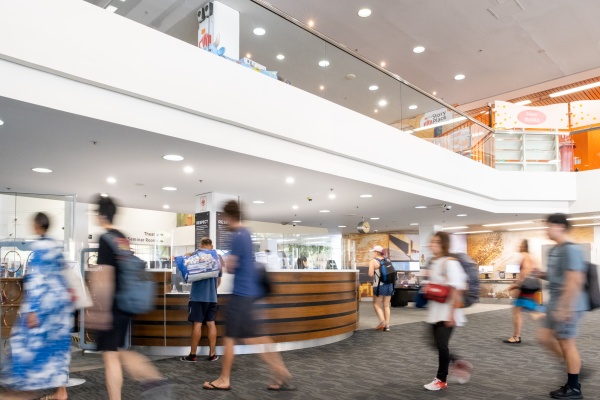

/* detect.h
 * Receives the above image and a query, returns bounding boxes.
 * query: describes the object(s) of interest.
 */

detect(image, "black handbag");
[519,276,541,294]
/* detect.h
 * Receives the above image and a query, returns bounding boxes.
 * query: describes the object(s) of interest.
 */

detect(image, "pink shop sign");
[517,110,547,125]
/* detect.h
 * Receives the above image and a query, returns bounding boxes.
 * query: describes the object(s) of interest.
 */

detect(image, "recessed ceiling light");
[319,85,325,90]
[253,200,265,204]
[276,54,285,60]
[571,223,600,227]
[285,177,295,184]
[346,74,356,80]
[253,27,266,36]
[106,5,118,12]
[457,214,467,217]
[319,60,330,67]
[453,230,493,235]
[454,74,465,80]
[246,53,252,59]
[107,177,116,184]
[358,8,372,17]
[319,210,330,213]
[32,167,52,173]
[413,46,425,53]
[359,194,372,198]
[374,109,378,113]
[183,166,194,173]
[0,119,4,125]
[408,104,418,110]
[369,85,379,91]
[443,226,468,230]
[292,220,302,223]
[508,226,549,231]
[100,193,109,197]
[567,215,600,221]
[163,205,170,209]
[380,61,386,67]
[292,205,298,210]
[378,99,388,107]
[432,91,437,95]
[162,186,177,191]
[415,206,427,209]
[410,223,419,226]
[482,221,533,227]
[514,100,532,106]
[328,193,336,199]
[308,19,314,27]
[163,154,184,161]
[338,225,346,228]
[370,217,380,220]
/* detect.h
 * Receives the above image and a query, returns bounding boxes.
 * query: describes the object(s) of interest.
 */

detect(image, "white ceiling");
[3,1,600,234]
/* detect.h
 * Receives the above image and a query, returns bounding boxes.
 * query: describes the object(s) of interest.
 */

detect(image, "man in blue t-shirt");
[203,200,293,392]
[538,213,588,399]
[180,237,222,362]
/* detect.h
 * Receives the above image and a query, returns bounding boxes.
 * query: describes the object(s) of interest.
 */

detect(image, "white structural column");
[195,192,238,251]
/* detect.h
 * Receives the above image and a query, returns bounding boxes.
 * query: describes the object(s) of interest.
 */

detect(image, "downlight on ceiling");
[319,60,330,67]
[413,46,425,53]
[162,186,177,191]
[100,193,109,197]
[106,177,116,184]
[369,85,379,91]
[370,217,380,220]
[32,167,52,173]
[253,27,266,36]
[319,210,330,213]
[410,223,419,226]
[358,8,372,17]
[409,105,418,110]
[338,225,346,228]
[0,119,4,125]
[378,99,388,107]
[454,74,466,81]
[415,206,427,209]
[163,205,170,209]
[285,177,295,184]
[183,166,194,173]
[276,54,285,60]
[163,154,184,161]
[292,220,301,223]
[252,200,265,204]
[359,194,373,198]
[457,214,467,217]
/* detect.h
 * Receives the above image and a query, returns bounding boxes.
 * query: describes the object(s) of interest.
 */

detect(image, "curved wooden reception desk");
[130,270,359,355]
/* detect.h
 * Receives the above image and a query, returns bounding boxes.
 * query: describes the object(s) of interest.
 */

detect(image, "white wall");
[0,0,586,215]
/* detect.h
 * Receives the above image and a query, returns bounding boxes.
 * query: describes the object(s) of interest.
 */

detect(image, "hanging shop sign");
[216,211,232,252]
[420,108,451,128]
[494,100,569,130]
[194,212,210,249]
[570,100,600,130]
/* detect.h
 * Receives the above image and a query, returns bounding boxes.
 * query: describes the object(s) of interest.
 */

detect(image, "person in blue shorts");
[368,245,393,331]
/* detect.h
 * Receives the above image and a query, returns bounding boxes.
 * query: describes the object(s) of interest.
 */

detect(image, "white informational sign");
[494,100,569,130]
[420,108,451,128]
[126,231,171,245]
[570,100,600,129]
[198,1,240,60]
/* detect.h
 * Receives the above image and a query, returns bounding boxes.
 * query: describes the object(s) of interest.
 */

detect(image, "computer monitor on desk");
[505,264,520,279]
[479,265,493,279]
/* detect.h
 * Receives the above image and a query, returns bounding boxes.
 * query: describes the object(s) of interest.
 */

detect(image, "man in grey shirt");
[538,213,588,399]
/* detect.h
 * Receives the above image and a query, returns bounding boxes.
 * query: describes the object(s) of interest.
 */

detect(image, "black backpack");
[585,261,600,311]
[256,262,272,298]
[378,258,396,285]
[450,253,480,308]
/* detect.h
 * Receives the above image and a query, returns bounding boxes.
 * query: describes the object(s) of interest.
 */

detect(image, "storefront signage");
[420,108,451,128]
[216,211,232,252]
[494,100,568,130]
[194,211,210,249]
[127,231,170,245]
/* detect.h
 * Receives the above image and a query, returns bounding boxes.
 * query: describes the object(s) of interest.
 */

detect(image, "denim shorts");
[545,310,584,339]
[373,283,394,297]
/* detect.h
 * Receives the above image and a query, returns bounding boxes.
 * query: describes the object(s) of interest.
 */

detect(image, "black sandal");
[502,336,521,344]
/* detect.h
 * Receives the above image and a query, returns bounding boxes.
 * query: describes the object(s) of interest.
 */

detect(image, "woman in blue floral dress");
[1,213,73,399]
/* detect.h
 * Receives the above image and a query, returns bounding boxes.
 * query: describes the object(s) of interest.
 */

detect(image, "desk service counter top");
[122,270,359,355]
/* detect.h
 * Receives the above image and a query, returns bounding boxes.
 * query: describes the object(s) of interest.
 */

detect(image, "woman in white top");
[368,246,393,331]
[423,232,468,391]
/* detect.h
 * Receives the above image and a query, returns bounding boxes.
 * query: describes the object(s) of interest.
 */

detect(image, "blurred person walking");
[90,195,171,400]
[203,200,293,391]
[537,214,587,399]
[368,246,393,331]
[180,237,222,362]
[0,213,73,400]
[422,231,470,391]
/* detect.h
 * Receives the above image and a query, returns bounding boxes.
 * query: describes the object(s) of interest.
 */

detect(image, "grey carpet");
[29,309,600,399]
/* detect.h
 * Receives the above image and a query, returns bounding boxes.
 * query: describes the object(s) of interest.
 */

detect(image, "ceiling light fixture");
[358,8,371,17]
[514,100,532,106]
[378,99,388,107]
[106,5,118,12]
[408,104,417,110]
[163,205,170,209]
[572,222,600,227]
[507,226,549,231]
[453,230,493,235]
[107,177,116,184]
[370,217,380,220]
[163,154,184,161]
[253,27,266,36]
[413,46,425,53]
[443,226,468,230]
[32,167,52,173]
[380,61,386,67]
[359,194,373,198]
[549,81,600,98]
[415,206,427,209]
[276,54,285,60]
[319,210,330,213]
[319,85,325,90]
[374,109,378,113]
[292,220,301,223]
[432,91,437,96]
[162,186,177,191]
[252,200,265,204]
[286,177,295,184]
[566,215,600,221]
[308,19,314,27]
[328,193,336,199]
[100,193,109,197]
[0,119,4,125]
[413,116,467,132]
[246,53,252,59]
[457,214,467,217]
[292,205,298,210]
[410,223,419,226]
[369,85,379,91]
[183,166,194,173]
[454,74,466,80]
[338,225,346,228]
[482,221,533,227]
[318,60,330,67]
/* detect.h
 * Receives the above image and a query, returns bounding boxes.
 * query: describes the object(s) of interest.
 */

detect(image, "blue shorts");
[188,301,217,323]
[373,283,394,297]
[544,310,584,339]
[514,297,546,313]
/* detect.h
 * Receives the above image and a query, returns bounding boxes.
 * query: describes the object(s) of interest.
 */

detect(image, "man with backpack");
[537,213,588,399]
[368,245,394,331]
[92,195,171,400]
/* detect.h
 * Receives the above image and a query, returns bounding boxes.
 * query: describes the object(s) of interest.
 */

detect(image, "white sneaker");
[424,378,448,391]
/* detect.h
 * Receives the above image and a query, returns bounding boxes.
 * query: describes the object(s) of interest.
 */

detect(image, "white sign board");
[494,100,569,130]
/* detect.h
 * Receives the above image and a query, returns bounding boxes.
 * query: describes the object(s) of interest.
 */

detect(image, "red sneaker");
[424,378,448,391]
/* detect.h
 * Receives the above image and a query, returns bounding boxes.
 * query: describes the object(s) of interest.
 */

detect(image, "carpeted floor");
[29,308,600,399]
